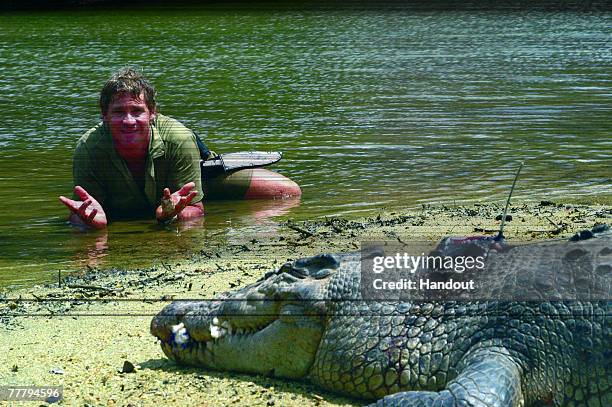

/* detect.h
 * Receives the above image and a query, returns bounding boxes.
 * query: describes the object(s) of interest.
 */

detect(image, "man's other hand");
[156,182,204,223]
[59,186,108,229]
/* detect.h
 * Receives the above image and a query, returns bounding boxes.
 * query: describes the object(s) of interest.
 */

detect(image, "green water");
[0,8,610,288]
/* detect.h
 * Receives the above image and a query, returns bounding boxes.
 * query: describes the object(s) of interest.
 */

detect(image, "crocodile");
[151,229,611,406]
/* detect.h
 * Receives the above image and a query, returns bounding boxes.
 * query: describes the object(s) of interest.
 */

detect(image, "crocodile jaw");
[151,254,344,378]
[152,307,323,378]
[156,312,324,378]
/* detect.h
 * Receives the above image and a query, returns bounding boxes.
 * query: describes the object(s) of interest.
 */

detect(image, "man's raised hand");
[156,181,202,223]
[59,186,107,229]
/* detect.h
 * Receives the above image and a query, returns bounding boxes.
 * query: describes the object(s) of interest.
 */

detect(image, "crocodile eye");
[277,254,341,280]
[295,253,341,271]
[311,268,332,279]
[278,263,307,278]
[287,266,309,278]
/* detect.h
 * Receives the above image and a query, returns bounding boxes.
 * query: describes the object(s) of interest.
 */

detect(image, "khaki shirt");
[73,114,204,220]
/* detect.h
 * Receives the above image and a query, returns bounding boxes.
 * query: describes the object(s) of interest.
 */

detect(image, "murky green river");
[0,8,610,288]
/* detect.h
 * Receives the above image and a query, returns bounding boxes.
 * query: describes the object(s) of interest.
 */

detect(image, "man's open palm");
[59,186,107,229]
[157,182,198,221]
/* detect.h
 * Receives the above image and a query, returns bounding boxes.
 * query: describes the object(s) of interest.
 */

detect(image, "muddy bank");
[1,202,610,406]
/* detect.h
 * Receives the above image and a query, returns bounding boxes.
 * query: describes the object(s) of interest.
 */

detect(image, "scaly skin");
[151,230,611,406]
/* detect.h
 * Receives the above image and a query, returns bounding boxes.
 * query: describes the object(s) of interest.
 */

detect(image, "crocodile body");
[151,231,611,406]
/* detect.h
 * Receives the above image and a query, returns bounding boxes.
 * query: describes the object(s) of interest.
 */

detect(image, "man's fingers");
[59,196,79,213]
[176,182,195,196]
[78,199,92,216]
[87,208,98,223]
[175,196,188,212]
[175,191,197,212]
[74,185,90,201]
[183,190,197,205]
[160,184,198,220]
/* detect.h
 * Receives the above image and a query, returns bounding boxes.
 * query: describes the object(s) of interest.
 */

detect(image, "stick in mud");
[495,161,524,241]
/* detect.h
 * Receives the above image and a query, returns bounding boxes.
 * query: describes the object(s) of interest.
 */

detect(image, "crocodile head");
[150,253,353,379]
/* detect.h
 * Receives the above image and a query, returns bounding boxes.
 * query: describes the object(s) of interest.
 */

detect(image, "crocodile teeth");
[210,324,227,339]
[221,320,234,335]
[171,322,189,346]
[207,317,261,338]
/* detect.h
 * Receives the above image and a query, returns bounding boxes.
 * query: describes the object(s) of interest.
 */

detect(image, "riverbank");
[1,201,610,406]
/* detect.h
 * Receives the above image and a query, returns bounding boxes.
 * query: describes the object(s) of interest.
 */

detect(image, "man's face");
[102,91,155,156]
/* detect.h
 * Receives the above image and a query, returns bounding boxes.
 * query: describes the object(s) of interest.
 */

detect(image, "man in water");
[59,67,205,229]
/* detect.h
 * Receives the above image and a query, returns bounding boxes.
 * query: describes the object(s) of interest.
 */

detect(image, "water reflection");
[210,197,302,224]
[75,230,109,270]
[252,197,301,223]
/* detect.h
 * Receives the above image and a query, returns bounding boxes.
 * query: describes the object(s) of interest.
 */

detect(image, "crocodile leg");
[371,347,525,407]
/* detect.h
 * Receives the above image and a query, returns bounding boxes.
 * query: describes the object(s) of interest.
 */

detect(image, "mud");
[1,201,610,406]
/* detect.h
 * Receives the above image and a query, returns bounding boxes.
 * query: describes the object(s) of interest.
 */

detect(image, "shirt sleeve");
[166,125,205,204]
[73,141,107,206]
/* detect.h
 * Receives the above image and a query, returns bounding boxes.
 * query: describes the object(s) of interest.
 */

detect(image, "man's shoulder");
[77,122,108,148]
[155,114,189,131]
[74,122,111,159]
[154,114,196,144]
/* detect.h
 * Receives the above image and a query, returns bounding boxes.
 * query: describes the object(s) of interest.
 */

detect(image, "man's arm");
[65,137,109,229]
[155,117,206,223]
